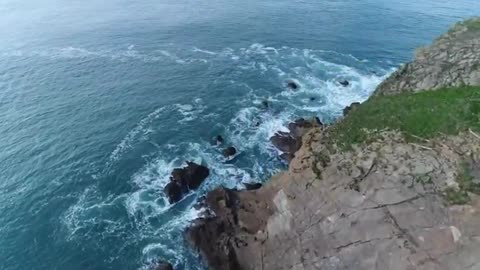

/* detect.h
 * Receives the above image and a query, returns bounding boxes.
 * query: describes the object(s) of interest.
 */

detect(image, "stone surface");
[375,17,480,96]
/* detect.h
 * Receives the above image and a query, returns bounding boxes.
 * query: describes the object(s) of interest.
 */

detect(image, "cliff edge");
[374,17,480,96]
[185,18,480,270]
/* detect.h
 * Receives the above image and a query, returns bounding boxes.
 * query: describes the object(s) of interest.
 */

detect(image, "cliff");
[185,18,480,270]
[374,18,480,96]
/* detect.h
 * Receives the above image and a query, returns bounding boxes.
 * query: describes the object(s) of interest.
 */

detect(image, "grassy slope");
[327,86,480,204]
[329,86,480,149]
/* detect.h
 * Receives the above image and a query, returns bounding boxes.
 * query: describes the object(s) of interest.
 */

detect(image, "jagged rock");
[270,132,300,154]
[185,186,276,270]
[270,118,322,163]
[343,102,361,116]
[211,135,224,145]
[339,80,350,87]
[223,146,237,158]
[286,80,299,90]
[163,162,209,204]
[164,182,183,204]
[375,17,480,96]
[152,261,173,270]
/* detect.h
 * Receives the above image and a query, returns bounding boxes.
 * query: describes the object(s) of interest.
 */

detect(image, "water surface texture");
[0,0,478,269]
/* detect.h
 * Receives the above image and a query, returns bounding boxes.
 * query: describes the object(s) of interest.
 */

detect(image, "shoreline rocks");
[270,117,322,163]
[163,162,210,204]
[184,18,480,270]
[185,185,278,270]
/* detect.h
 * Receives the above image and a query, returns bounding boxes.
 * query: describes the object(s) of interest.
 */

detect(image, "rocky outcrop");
[375,17,480,96]
[270,118,323,163]
[163,162,209,204]
[185,185,278,270]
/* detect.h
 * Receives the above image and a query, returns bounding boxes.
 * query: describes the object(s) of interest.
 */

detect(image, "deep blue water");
[0,0,478,269]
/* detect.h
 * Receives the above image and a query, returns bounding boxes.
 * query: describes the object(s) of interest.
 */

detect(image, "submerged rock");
[222,146,237,158]
[163,162,210,204]
[286,80,299,90]
[339,80,350,87]
[343,102,361,116]
[261,100,269,109]
[153,261,173,270]
[211,135,224,145]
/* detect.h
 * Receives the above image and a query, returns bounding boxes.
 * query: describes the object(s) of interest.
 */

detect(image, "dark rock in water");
[286,80,299,90]
[244,182,262,190]
[270,117,322,164]
[185,187,275,270]
[270,132,300,154]
[309,97,316,101]
[222,146,237,158]
[343,102,361,116]
[261,100,269,109]
[211,135,224,145]
[152,261,173,270]
[339,80,350,87]
[164,162,210,204]
[253,121,261,127]
[164,182,183,204]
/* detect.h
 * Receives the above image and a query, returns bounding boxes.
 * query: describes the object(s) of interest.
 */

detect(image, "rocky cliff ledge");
[375,18,480,96]
[185,18,480,270]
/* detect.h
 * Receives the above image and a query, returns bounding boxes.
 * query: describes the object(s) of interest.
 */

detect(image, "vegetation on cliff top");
[329,86,480,150]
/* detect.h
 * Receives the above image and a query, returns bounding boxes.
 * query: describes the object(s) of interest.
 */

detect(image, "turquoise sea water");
[0,0,479,269]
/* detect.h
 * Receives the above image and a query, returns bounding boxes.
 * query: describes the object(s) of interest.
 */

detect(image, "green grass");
[329,86,480,150]
[446,18,480,35]
[458,18,480,32]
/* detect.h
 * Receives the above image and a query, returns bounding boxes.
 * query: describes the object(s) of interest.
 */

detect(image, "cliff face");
[185,18,480,270]
[375,18,480,96]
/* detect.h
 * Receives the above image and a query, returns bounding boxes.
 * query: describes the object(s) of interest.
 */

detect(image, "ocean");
[0,0,478,269]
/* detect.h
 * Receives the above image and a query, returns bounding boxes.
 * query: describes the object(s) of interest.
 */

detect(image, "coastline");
[182,17,480,270]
